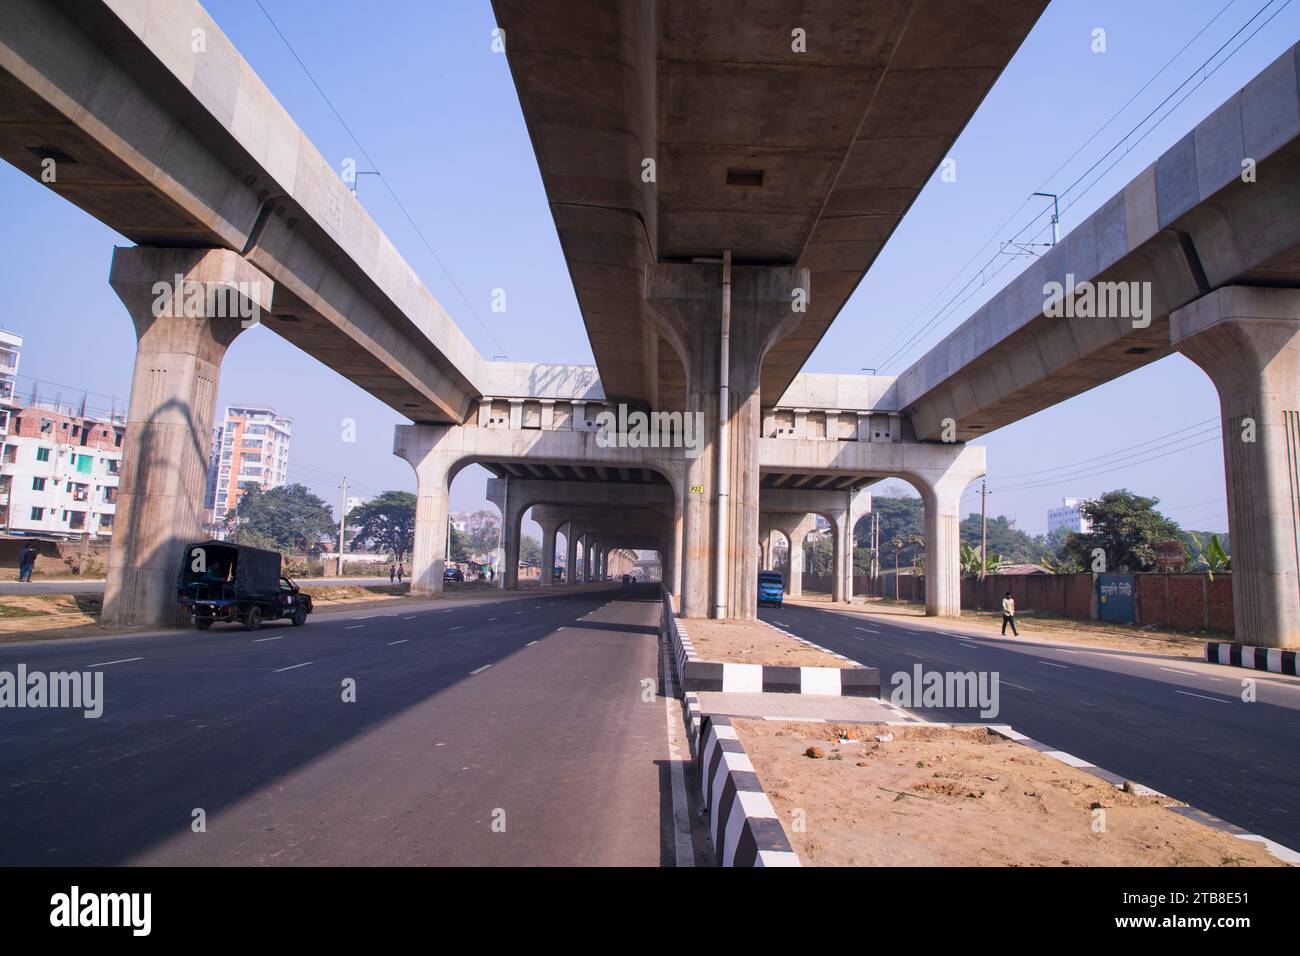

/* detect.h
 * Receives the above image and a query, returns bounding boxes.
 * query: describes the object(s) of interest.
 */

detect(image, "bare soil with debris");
[685,618,851,668]
[736,720,1284,867]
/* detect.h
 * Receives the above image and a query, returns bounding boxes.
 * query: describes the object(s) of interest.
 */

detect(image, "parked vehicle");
[757,570,784,608]
[553,566,565,581]
[177,540,312,631]
[444,567,465,583]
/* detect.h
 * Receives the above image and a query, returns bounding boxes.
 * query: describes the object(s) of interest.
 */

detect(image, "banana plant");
[1189,532,1231,580]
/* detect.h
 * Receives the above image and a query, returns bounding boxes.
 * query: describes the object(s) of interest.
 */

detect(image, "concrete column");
[601,549,610,579]
[919,474,969,618]
[845,487,870,605]
[539,520,561,588]
[566,525,581,584]
[503,509,523,589]
[394,424,456,597]
[1172,286,1300,647]
[831,510,850,604]
[770,513,814,597]
[102,247,271,626]
[647,261,809,619]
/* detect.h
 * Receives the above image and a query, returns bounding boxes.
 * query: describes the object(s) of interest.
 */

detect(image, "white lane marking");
[1000,680,1034,692]
[1159,666,1221,681]
[488,617,498,622]
[253,636,285,643]
[959,642,979,649]
[525,640,539,646]
[515,611,523,615]
[469,664,492,675]
[659,635,695,867]
[1177,690,1230,704]
[274,661,314,673]
[87,657,143,668]
[403,615,417,620]
[450,625,464,631]
[346,625,364,630]
[855,626,876,633]
[1038,660,1069,668]
[387,639,408,646]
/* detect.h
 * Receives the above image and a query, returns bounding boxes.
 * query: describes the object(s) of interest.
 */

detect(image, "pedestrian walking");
[18,543,37,583]
[388,562,396,584]
[396,563,405,584]
[1001,591,1019,637]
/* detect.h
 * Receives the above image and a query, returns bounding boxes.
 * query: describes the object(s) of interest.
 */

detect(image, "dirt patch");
[686,619,850,668]
[736,720,1284,867]
[955,609,1205,658]
[0,594,104,641]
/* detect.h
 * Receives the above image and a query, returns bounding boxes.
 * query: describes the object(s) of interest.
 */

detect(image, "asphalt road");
[0,584,694,865]
[760,601,1300,850]
[0,576,395,595]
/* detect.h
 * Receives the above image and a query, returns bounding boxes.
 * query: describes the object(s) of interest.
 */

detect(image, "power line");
[991,417,1218,482]
[864,2,1241,372]
[251,0,509,359]
[992,435,1220,495]
[870,0,1288,373]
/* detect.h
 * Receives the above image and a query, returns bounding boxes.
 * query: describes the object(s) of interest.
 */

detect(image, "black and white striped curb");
[761,619,859,664]
[988,725,1300,866]
[1205,641,1299,676]
[668,614,880,697]
[698,713,800,867]
[683,691,702,756]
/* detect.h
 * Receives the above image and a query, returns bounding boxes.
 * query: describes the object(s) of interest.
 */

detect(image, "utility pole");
[980,479,988,581]
[337,477,348,577]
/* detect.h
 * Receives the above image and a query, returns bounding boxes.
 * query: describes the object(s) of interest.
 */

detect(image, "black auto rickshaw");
[177,540,312,631]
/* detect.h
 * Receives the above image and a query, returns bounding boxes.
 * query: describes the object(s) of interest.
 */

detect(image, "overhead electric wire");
[869,0,1288,373]
[990,417,1219,482]
[252,0,509,359]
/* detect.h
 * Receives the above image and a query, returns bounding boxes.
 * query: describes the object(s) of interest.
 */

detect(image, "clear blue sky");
[2,0,1296,544]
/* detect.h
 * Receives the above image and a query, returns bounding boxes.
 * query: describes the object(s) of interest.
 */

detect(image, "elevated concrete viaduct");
[0,0,500,624]
[891,44,1300,645]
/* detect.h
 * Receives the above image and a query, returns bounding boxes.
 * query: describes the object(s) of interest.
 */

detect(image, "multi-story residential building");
[0,329,20,442]
[1047,497,1092,536]
[210,405,292,522]
[0,400,125,538]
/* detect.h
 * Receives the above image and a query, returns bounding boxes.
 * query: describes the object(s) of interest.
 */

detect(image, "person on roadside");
[1001,591,1019,637]
[18,543,38,583]
[388,562,396,584]
[396,563,405,584]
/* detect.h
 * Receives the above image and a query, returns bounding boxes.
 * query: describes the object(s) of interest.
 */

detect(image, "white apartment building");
[1,400,125,539]
[209,405,293,521]
[1047,497,1092,535]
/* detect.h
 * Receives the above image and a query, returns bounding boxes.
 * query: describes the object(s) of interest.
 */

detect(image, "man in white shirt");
[1001,592,1019,637]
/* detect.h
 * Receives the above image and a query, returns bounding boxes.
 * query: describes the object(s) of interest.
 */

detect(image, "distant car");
[757,570,784,608]
[443,567,464,583]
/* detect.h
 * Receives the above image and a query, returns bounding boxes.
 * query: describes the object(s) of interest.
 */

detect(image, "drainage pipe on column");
[713,250,732,619]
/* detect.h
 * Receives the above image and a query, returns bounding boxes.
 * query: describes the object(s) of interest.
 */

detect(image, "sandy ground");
[737,720,1284,867]
[788,596,1207,659]
[685,618,850,668]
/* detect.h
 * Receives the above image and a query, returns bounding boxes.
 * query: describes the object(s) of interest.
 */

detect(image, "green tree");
[520,535,542,567]
[958,513,1049,564]
[1061,489,1185,572]
[855,492,925,567]
[347,490,417,558]
[464,511,501,554]
[231,483,336,553]
[450,525,470,563]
